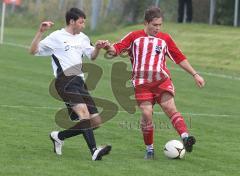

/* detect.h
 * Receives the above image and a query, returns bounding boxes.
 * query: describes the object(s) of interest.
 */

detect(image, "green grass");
[0,23,240,176]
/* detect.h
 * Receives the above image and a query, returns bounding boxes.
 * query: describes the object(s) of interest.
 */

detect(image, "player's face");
[72,17,86,34]
[145,17,163,36]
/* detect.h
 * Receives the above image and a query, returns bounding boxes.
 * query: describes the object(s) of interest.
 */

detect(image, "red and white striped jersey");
[113,30,186,86]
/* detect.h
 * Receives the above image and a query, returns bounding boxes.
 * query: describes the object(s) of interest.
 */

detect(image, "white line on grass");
[0,104,232,117]
[171,67,240,81]
[154,112,231,117]
[0,104,60,110]
[3,42,29,49]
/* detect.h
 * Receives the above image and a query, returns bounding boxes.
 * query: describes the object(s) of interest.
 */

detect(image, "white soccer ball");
[164,140,186,159]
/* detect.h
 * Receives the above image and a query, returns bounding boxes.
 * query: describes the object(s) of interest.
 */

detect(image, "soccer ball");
[164,140,186,159]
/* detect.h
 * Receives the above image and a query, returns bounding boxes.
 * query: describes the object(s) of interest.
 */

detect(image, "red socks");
[141,121,154,145]
[140,112,188,146]
[170,112,188,136]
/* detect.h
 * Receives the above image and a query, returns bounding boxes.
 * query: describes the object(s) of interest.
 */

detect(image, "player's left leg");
[158,92,196,152]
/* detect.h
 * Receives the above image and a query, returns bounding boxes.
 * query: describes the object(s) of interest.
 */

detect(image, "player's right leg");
[139,102,154,159]
[135,84,155,159]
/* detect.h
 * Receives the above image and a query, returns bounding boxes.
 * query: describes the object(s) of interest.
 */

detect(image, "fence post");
[0,2,6,44]
[234,0,239,26]
[209,0,216,25]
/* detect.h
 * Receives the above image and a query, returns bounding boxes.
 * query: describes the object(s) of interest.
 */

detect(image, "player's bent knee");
[76,109,90,119]
[143,109,153,117]
[80,112,90,119]
[139,105,153,116]
[139,103,153,111]
[72,104,90,119]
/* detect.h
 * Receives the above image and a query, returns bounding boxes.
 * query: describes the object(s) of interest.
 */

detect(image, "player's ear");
[69,19,75,25]
[144,20,149,26]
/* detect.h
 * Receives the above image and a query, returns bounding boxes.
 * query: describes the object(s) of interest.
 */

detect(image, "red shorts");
[134,78,175,105]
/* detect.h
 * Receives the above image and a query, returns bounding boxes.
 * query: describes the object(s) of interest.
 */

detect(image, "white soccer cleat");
[49,131,64,155]
[92,145,112,161]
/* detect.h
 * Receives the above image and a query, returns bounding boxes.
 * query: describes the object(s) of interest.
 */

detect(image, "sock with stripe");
[170,112,189,137]
[141,120,154,147]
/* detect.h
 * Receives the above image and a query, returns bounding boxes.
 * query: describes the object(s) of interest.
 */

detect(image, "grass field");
[0,23,240,176]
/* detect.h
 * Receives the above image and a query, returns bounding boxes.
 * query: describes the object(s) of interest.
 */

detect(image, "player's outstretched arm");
[29,21,54,55]
[178,59,205,88]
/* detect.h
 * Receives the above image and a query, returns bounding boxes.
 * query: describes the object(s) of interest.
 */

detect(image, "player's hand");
[193,74,205,88]
[95,40,110,49]
[103,41,111,50]
[39,21,54,33]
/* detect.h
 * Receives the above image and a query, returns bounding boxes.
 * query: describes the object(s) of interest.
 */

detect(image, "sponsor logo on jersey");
[155,45,162,54]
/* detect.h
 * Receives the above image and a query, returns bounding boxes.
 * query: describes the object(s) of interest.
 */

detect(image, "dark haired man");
[106,7,205,159]
[30,8,111,160]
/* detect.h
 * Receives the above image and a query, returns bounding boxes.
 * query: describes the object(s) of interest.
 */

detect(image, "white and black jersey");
[35,28,94,78]
[36,28,98,115]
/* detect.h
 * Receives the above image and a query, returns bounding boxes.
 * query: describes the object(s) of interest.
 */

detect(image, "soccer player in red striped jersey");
[106,7,205,159]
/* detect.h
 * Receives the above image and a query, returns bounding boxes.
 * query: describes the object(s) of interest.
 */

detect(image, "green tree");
[216,0,235,25]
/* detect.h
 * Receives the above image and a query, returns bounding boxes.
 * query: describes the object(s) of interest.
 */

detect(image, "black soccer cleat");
[183,136,196,152]
[92,145,112,161]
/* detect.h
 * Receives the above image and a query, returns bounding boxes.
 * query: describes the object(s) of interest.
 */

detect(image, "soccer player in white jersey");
[106,7,205,159]
[29,8,111,161]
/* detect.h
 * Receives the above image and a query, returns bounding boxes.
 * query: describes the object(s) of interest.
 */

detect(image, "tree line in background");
[1,0,239,31]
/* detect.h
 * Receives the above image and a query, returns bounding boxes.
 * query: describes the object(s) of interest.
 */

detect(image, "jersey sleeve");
[165,34,186,64]
[113,32,133,55]
[35,33,56,56]
[82,36,95,59]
